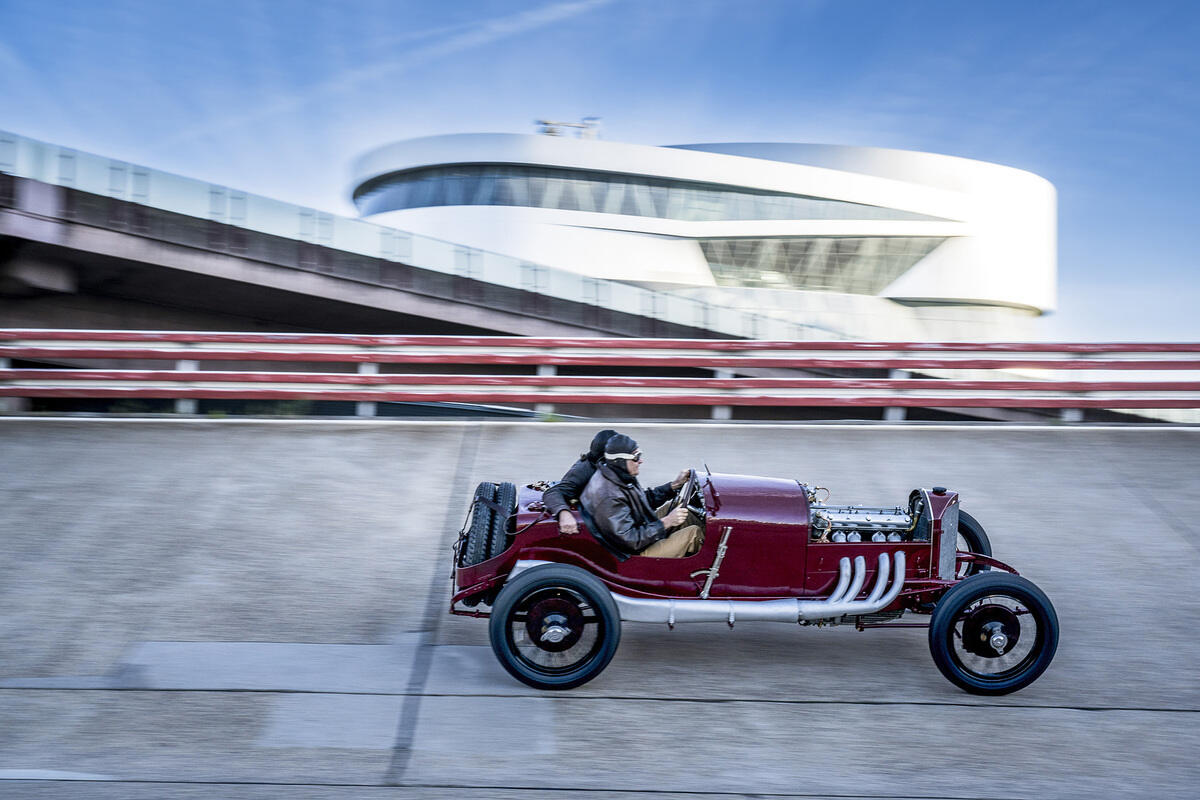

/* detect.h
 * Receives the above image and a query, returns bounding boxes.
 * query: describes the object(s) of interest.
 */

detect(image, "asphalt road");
[1,419,1197,800]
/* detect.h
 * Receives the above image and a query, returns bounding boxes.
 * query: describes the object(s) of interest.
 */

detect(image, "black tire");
[956,509,992,578]
[929,572,1058,695]
[488,481,517,559]
[489,564,621,690]
[462,482,495,567]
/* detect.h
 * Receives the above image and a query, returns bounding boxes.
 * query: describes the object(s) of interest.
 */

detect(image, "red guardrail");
[1,330,1198,415]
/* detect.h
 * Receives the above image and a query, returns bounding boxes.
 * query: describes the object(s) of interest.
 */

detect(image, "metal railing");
[3,330,1199,419]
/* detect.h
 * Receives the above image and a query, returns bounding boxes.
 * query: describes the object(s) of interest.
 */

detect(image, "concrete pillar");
[175,359,198,415]
[535,364,556,415]
[356,362,379,417]
[712,369,732,421]
[1060,408,1083,423]
[884,369,908,422]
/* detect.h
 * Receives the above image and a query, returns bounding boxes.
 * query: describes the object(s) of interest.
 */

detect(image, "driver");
[543,429,687,535]
[580,433,703,559]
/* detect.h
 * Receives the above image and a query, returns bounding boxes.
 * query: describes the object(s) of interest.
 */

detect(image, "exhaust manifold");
[611,551,906,625]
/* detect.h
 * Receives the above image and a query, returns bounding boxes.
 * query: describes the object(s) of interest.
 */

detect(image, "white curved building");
[350,134,1056,340]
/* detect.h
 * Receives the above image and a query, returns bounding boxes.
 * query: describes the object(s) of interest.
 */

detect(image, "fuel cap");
[932,486,947,495]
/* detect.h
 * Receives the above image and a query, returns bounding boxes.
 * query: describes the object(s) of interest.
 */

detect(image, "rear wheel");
[929,572,1058,695]
[489,564,621,690]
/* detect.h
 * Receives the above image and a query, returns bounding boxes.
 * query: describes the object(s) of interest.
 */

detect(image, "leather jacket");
[580,462,676,558]
[541,457,598,519]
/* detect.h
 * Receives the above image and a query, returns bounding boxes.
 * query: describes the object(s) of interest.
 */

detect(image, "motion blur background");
[2,3,1199,799]
[3,0,1199,341]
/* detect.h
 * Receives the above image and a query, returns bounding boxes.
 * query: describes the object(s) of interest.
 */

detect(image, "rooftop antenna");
[535,117,601,139]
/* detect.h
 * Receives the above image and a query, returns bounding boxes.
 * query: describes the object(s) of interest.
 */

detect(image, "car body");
[452,468,1058,695]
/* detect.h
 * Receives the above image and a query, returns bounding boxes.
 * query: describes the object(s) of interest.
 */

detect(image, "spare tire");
[489,482,517,559]
[462,482,496,567]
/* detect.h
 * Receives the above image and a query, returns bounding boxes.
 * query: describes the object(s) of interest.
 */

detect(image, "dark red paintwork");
[451,471,1020,615]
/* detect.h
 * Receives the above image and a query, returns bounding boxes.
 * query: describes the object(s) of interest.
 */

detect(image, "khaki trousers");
[639,524,703,558]
[637,500,704,558]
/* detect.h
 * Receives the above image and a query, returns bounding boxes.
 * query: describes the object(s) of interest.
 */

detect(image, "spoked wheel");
[929,572,1058,695]
[955,509,992,578]
[489,564,621,690]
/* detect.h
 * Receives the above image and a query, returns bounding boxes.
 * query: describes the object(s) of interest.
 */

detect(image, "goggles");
[608,451,643,463]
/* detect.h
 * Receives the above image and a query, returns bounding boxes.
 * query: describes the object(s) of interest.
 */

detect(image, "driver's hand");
[663,507,689,530]
[671,469,691,490]
[557,510,579,535]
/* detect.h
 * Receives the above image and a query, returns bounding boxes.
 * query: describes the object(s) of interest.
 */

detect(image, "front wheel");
[929,572,1058,695]
[956,509,992,578]
[489,564,621,690]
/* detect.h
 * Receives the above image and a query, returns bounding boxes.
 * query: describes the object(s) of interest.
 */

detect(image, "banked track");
[0,419,1197,799]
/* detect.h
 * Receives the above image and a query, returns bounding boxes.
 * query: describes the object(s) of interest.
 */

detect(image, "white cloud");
[160,0,613,147]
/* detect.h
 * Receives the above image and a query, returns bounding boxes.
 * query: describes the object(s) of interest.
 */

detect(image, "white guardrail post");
[0,357,19,413]
[356,362,379,417]
[175,359,198,415]
[535,364,557,416]
[884,369,908,422]
[711,369,733,421]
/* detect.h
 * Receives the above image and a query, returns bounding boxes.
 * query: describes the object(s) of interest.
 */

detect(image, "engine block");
[809,504,915,542]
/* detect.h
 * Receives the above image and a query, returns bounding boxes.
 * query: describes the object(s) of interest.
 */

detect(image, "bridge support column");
[356,363,378,417]
[712,369,732,421]
[1060,408,1083,423]
[884,369,908,422]
[535,365,556,415]
[175,360,198,415]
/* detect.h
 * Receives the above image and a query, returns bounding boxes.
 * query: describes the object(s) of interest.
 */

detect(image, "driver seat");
[574,499,636,562]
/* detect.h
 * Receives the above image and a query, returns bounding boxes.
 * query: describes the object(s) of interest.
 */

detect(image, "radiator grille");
[938,502,960,580]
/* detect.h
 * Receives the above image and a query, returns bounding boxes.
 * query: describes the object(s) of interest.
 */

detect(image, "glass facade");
[354,164,945,223]
[700,236,946,294]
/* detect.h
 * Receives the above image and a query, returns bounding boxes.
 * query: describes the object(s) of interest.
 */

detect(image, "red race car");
[452,469,1058,695]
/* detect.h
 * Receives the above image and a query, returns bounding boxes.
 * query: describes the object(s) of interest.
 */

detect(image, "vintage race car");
[452,469,1059,696]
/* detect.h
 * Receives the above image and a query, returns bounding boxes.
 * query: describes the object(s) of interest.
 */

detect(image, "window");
[354,165,946,223]
[700,236,946,294]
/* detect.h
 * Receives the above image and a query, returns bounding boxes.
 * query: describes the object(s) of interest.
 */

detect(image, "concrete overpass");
[3,129,818,340]
[1,419,1196,798]
[0,172,721,339]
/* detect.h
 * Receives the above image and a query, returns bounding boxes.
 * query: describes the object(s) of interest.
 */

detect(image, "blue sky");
[2,0,1198,340]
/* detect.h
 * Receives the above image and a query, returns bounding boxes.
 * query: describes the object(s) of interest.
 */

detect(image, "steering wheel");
[669,468,698,512]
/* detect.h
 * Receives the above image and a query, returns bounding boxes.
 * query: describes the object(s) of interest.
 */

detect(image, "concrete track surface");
[1,419,1197,800]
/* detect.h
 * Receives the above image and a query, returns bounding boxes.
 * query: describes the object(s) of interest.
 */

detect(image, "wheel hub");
[525,597,584,652]
[541,622,571,643]
[963,604,1020,658]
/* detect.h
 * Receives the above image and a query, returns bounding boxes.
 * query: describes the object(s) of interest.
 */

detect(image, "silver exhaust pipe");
[604,551,906,625]
[864,552,890,605]
[825,555,853,604]
[795,551,904,621]
[838,556,868,605]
